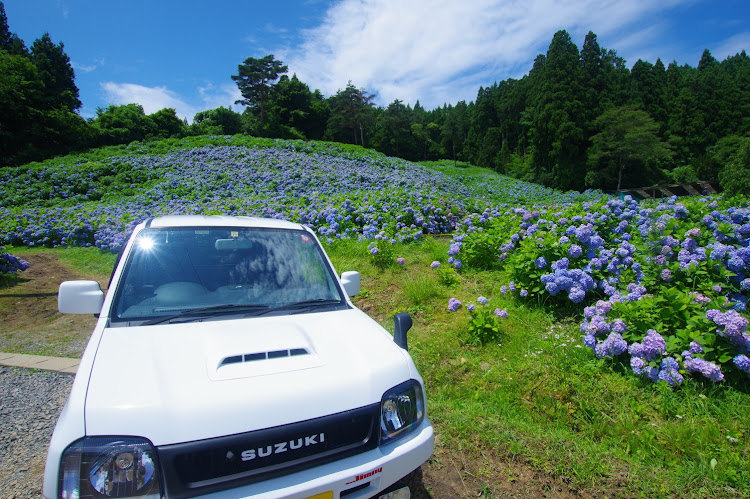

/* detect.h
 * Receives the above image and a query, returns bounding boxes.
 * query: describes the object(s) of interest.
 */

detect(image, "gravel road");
[0,366,73,499]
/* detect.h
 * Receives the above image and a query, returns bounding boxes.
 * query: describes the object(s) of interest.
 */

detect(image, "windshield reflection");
[112,227,344,322]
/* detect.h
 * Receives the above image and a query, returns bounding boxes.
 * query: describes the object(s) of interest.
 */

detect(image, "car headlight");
[59,437,162,499]
[379,380,425,445]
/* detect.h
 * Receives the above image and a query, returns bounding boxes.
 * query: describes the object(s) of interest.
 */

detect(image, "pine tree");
[30,32,81,112]
[0,2,26,55]
[232,54,288,134]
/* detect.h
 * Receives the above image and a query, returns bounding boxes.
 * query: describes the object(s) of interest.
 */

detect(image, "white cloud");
[100,82,198,122]
[283,0,692,108]
[72,62,97,73]
[197,82,244,112]
[714,31,750,60]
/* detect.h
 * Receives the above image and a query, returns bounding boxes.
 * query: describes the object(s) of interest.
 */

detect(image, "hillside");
[0,135,603,251]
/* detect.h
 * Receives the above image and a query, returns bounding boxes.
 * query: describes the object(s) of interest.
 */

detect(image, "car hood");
[84,309,414,446]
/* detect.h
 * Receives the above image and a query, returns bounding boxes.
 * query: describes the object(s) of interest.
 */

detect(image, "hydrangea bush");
[0,246,29,274]
[0,136,600,252]
[448,195,750,384]
[448,296,508,346]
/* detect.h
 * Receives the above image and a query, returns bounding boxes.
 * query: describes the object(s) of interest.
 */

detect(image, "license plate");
[305,493,333,499]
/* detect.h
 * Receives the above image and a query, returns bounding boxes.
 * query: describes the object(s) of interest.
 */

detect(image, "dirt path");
[0,251,103,357]
[1,253,590,498]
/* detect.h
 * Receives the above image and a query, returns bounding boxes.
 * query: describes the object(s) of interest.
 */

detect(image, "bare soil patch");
[0,251,106,357]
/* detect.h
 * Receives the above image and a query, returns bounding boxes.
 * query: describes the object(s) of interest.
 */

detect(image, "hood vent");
[219,348,309,368]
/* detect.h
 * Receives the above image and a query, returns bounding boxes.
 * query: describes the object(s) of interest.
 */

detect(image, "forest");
[1,2,748,194]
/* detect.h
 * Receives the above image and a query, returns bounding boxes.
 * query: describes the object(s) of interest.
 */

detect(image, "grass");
[322,238,750,498]
[2,240,748,497]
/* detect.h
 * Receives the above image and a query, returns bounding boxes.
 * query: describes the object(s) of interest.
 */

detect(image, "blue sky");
[5,0,749,122]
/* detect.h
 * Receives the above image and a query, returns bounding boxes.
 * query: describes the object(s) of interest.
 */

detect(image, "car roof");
[146,215,305,230]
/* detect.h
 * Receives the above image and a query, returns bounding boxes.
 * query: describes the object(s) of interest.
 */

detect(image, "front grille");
[157,404,380,498]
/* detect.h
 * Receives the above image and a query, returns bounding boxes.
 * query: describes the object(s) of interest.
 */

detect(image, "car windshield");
[110,227,346,323]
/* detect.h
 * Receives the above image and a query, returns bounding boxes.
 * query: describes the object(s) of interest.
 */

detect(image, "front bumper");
[199,418,433,499]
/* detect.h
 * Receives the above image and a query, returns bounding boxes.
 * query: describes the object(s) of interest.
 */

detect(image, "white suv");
[45,216,434,499]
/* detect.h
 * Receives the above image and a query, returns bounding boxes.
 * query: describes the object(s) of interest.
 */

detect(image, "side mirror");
[340,271,360,297]
[59,280,105,315]
[393,312,412,350]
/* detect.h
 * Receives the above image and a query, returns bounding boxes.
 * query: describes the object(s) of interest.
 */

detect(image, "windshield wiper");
[142,304,270,326]
[246,299,345,317]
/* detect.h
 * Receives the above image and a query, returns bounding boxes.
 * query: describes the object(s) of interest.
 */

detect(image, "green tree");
[374,99,414,158]
[190,106,243,136]
[440,100,469,165]
[149,108,186,138]
[265,74,329,140]
[325,82,376,146]
[586,106,672,190]
[718,137,750,196]
[528,30,587,189]
[93,104,156,145]
[30,32,81,112]
[0,50,44,165]
[0,2,26,55]
[232,54,287,134]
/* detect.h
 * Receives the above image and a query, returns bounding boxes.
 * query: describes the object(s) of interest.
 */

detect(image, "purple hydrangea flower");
[494,309,508,318]
[734,354,750,373]
[594,332,628,358]
[658,366,684,386]
[430,261,440,268]
[477,296,488,304]
[448,298,461,312]
[611,319,627,334]
[685,357,724,382]
[631,357,646,374]
[397,257,405,266]
[629,329,666,362]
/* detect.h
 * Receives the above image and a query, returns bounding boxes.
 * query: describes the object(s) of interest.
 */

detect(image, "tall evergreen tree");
[30,32,81,112]
[325,82,376,146]
[529,30,586,189]
[266,74,329,140]
[580,31,609,124]
[374,99,414,158]
[0,2,26,55]
[440,100,469,165]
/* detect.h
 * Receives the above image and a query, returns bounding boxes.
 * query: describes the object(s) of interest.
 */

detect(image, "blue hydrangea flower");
[734,354,750,373]
[685,357,724,382]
